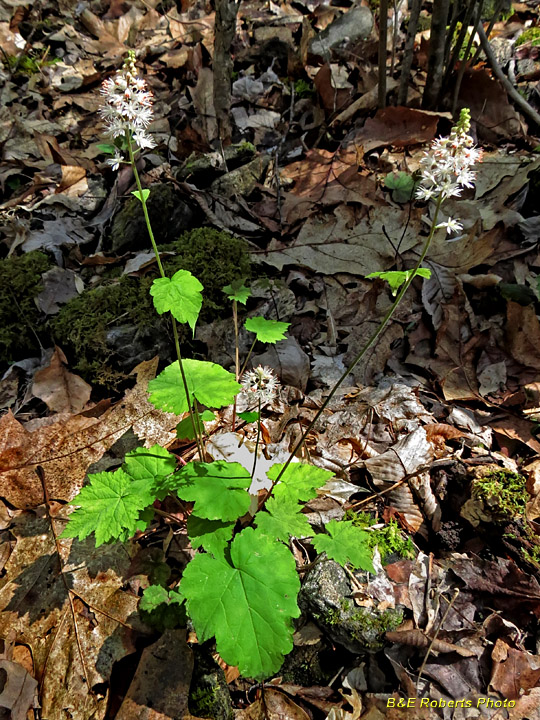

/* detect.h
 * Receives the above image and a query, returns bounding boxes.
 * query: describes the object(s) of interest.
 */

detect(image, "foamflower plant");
[62,57,481,684]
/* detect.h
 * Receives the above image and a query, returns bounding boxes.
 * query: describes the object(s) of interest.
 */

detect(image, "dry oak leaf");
[489,639,540,700]
[0,358,180,509]
[0,512,140,720]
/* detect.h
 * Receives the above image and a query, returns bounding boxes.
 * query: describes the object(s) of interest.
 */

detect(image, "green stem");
[240,337,257,377]
[274,194,444,485]
[251,398,262,479]
[126,133,204,458]
[231,299,239,430]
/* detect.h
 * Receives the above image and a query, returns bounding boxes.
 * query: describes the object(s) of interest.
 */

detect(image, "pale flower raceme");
[242,366,280,404]
[99,52,155,168]
[415,108,483,239]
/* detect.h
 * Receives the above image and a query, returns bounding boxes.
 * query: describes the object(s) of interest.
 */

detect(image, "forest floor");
[1,0,540,718]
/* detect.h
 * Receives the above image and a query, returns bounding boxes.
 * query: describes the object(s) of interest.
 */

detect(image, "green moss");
[51,228,251,388]
[516,27,540,47]
[294,79,315,99]
[190,685,221,718]
[6,49,60,76]
[323,608,342,625]
[472,470,528,520]
[0,250,52,366]
[51,275,157,387]
[345,512,415,563]
[350,608,404,647]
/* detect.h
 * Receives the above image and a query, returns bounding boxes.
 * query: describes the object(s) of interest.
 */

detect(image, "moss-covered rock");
[189,648,233,720]
[0,251,52,366]
[108,183,195,254]
[51,228,251,387]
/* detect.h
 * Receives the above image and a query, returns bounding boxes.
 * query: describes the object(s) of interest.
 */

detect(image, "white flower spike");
[416,108,483,238]
[99,51,156,164]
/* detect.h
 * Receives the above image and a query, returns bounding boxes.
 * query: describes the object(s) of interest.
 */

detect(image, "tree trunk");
[422,0,450,109]
[213,0,239,145]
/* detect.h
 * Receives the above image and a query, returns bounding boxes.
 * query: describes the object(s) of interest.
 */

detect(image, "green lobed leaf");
[150,270,203,333]
[312,520,375,572]
[176,410,215,440]
[170,461,251,521]
[61,469,155,546]
[123,444,176,500]
[384,171,417,203]
[131,188,150,203]
[267,463,334,504]
[181,527,301,679]
[187,515,235,556]
[148,359,241,414]
[255,495,311,542]
[223,280,251,305]
[244,317,290,344]
[366,268,431,296]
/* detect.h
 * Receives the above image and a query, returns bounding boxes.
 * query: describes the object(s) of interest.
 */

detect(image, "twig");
[451,0,485,117]
[476,22,540,127]
[416,588,460,694]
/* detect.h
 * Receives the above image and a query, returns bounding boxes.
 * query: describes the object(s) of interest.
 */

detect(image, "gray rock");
[310,6,373,60]
[105,323,172,371]
[301,558,403,653]
[251,337,310,392]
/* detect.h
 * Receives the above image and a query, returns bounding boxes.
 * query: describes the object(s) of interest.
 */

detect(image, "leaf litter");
[1,0,540,717]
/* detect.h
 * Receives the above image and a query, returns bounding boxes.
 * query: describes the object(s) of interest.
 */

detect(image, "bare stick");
[422,0,450,109]
[476,21,540,128]
[378,0,389,108]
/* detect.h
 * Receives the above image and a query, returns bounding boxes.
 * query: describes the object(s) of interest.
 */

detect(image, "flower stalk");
[102,53,204,457]
[275,108,481,483]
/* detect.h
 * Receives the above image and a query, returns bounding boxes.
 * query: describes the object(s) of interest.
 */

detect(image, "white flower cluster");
[99,53,155,170]
[242,366,280,403]
[415,108,483,237]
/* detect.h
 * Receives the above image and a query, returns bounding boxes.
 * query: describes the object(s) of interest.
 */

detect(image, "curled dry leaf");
[385,629,476,657]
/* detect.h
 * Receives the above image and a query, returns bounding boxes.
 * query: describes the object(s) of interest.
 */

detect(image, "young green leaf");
[61,469,155,546]
[244,317,290,344]
[255,495,311,542]
[131,188,150,203]
[366,268,431,296]
[148,360,241,414]
[187,515,235,557]
[223,280,251,305]
[312,520,375,573]
[123,445,176,500]
[181,527,301,679]
[384,171,417,203]
[238,410,260,423]
[139,585,186,632]
[267,463,334,504]
[176,410,215,441]
[150,270,203,333]
[170,461,251,521]
[96,143,118,156]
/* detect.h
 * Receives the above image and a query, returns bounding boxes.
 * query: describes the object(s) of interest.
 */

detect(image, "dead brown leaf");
[356,107,443,153]
[489,639,540,699]
[0,358,180,508]
[32,347,92,414]
[280,146,380,224]
[506,301,540,371]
